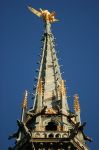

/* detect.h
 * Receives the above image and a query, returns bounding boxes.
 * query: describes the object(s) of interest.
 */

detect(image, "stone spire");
[33,20,69,112]
[30,18,69,131]
[8,7,91,150]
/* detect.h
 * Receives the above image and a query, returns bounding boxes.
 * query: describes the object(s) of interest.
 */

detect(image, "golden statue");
[28,6,59,23]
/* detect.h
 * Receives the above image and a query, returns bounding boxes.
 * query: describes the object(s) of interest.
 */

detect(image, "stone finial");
[22,90,28,109]
[74,94,80,112]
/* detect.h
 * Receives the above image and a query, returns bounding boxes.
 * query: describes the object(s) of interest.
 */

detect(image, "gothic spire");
[8,7,91,150]
[28,8,69,114]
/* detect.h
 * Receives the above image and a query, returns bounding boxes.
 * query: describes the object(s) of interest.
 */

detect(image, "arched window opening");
[45,122,57,131]
[55,134,60,138]
[49,133,54,138]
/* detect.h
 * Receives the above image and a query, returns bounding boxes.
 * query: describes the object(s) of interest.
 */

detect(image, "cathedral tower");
[8,7,92,150]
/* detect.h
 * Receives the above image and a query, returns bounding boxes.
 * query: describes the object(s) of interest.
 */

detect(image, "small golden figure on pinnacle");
[28,6,59,23]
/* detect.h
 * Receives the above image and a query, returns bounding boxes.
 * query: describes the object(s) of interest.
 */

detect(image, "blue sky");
[0,0,99,149]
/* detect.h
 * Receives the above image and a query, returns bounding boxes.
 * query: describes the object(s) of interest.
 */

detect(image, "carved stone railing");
[32,131,69,139]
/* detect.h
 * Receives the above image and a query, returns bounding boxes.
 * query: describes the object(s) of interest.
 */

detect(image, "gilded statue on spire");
[28,6,59,23]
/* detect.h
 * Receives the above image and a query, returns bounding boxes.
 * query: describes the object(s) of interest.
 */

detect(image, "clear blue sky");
[0,0,99,149]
